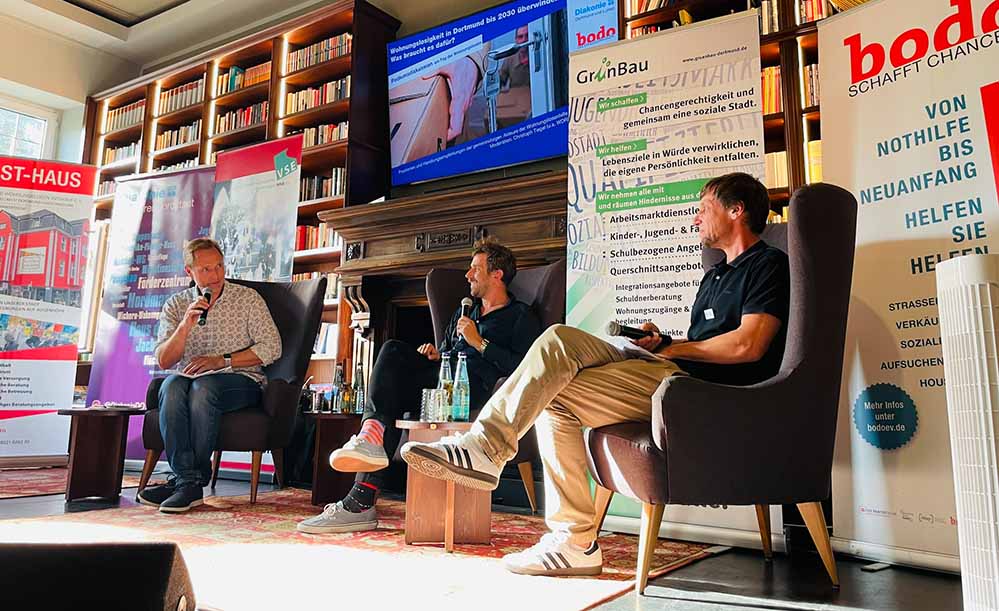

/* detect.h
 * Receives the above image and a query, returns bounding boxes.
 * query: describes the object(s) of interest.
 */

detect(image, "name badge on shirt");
[704,308,715,320]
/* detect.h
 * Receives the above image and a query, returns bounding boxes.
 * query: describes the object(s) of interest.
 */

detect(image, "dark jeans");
[159,373,262,487]
[357,340,439,488]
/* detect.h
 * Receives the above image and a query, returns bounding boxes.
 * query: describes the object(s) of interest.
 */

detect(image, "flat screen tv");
[387,0,570,186]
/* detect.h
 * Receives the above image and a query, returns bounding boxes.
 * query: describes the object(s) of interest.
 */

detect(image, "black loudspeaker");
[0,541,196,611]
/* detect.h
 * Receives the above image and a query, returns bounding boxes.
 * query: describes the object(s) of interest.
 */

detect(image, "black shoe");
[136,481,176,507]
[159,484,204,513]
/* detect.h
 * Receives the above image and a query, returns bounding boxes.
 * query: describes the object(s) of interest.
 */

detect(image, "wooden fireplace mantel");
[319,170,568,337]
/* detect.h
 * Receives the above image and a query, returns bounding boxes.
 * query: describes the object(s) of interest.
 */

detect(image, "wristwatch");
[223,352,232,368]
[478,338,490,354]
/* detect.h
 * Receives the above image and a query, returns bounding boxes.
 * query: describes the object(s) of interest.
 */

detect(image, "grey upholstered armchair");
[426,258,566,512]
[585,183,857,593]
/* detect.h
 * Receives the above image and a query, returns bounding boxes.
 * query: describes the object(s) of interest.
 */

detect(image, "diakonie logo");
[576,56,649,84]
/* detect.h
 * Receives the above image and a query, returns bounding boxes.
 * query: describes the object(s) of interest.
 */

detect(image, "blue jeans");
[158,373,262,487]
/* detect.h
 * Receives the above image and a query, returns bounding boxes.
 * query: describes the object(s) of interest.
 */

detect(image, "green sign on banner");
[597,93,647,113]
[596,139,647,158]
[595,178,708,213]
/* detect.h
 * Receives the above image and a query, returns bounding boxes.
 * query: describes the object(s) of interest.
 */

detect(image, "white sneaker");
[329,435,389,472]
[400,433,501,491]
[503,532,603,576]
[296,501,377,534]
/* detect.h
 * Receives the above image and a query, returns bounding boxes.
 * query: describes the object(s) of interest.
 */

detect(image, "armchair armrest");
[651,371,829,505]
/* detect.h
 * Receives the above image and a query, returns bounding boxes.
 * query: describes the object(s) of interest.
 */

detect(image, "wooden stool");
[396,420,491,552]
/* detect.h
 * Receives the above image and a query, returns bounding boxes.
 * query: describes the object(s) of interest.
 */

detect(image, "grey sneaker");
[296,501,377,534]
[329,435,389,473]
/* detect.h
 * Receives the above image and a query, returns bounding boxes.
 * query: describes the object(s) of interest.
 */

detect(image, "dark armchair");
[426,258,566,512]
[585,184,857,593]
[137,277,326,503]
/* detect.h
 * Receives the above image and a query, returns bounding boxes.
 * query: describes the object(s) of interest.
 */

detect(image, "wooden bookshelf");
[83,0,401,381]
[617,0,841,209]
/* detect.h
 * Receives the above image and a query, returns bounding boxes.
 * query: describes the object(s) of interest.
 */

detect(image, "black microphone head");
[605,320,621,336]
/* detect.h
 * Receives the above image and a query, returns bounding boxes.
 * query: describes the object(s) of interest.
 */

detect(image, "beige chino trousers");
[469,324,683,547]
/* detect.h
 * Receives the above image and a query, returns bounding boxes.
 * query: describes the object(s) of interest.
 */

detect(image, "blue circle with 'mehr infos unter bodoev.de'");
[853,383,918,450]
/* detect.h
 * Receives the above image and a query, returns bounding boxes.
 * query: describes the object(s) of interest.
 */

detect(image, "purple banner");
[86,167,215,457]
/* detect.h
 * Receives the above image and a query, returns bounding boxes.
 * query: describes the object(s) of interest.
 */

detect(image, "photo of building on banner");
[566,12,771,541]
[821,0,999,571]
[0,156,96,458]
[211,135,302,282]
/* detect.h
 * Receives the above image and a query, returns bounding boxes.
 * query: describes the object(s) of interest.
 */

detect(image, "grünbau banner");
[86,167,215,458]
[822,0,999,571]
[0,157,96,459]
[567,12,776,546]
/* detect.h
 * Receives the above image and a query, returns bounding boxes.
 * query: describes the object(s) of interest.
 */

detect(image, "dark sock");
[342,481,378,513]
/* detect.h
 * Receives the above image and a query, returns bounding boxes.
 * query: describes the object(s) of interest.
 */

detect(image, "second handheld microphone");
[605,320,672,346]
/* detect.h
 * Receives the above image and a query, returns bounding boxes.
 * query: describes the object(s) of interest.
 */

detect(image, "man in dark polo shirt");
[297,237,542,534]
[401,172,789,577]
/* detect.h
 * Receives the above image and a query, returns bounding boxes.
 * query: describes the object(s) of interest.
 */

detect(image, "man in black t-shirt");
[297,238,541,534]
[402,172,790,577]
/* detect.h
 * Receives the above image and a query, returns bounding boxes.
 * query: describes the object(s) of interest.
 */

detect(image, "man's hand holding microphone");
[605,320,672,353]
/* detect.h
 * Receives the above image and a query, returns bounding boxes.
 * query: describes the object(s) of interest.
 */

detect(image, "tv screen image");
[387,0,569,186]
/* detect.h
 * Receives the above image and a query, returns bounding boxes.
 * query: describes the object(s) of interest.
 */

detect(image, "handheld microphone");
[458,297,473,339]
[198,290,212,326]
[605,321,672,345]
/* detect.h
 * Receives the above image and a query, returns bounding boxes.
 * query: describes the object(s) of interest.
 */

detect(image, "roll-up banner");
[212,135,302,283]
[567,12,779,547]
[86,167,216,458]
[0,156,96,460]
[210,136,302,473]
[822,0,999,571]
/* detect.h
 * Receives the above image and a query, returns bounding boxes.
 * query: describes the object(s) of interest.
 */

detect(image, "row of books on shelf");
[156,120,202,150]
[754,0,781,35]
[215,101,268,134]
[287,32,353,73]
[630,0,674,13]
[106,99,145,133]
[807,139,822,183]
[96,180,116,198]
[103,141,140,165]
[761,66,782,114]
[217,61,271,96]
[630,24,662,37]
[290,122,348,148]
[285,76,351,115]
[803,63,821,108]
[158,158,199,173]
[296,223,344,251]
[764,150,788,189]
[292,271,341,302]
[300,171,345,201]
[159,78,205,115]
[314,322,339,357]
[800,0,833,23]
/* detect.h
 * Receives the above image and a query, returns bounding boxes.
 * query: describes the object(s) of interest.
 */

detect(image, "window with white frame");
[0,96,58,160]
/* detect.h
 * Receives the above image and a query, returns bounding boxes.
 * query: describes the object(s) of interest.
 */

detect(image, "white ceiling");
[1,0,499,74]
[65,0,190,25]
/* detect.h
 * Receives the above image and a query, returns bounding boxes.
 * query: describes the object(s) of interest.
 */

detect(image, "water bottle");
[437,351,453,413]
[452,352,470,422]
[352,361,365,414]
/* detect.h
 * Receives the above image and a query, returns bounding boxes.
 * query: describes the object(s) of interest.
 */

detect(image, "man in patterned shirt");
[137,238,282,513]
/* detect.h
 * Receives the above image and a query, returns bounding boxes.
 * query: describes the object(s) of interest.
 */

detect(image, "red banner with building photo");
[0,156,96,459]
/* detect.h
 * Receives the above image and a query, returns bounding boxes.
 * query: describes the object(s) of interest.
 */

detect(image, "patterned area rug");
[0,467,143,499]
[0,488,709,610]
